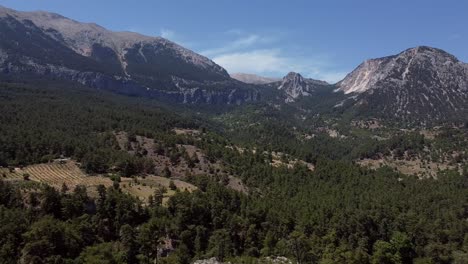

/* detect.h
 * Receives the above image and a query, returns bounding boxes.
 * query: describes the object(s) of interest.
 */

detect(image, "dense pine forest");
[0,82,467,264]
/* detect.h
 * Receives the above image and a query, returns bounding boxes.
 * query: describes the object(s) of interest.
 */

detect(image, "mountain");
[0,5,466,123]
[230,73,280,84]
[0,6,259,104]
[275,72,329,102]
[337,46,468,122]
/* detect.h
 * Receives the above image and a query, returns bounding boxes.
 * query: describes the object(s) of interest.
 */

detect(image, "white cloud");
[160,28,176,40]
[158,28,197,48]
[201,34,270,57]
[124,28,346,83]
[212,49,346,83]
[213,49,286,73]
[199,31,346,83]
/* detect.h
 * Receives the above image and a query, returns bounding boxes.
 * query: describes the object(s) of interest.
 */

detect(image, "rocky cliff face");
[0,5,258,104]
[337,46,468,122]
[276,72,329,102]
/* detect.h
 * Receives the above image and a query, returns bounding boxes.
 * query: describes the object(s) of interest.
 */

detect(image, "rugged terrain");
[1,6,467,123]
[272,72,330,102]
[0,5,467,264]
[337,46,468,123]
[0,6,259,104]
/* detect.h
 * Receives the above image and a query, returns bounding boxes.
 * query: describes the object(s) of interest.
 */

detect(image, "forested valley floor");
[0,82,467,264]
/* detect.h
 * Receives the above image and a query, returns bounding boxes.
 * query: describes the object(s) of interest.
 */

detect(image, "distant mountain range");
[0,5,467,123]
[230,73,280,84]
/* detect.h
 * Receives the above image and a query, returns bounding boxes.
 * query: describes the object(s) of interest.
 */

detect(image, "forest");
[0,82,467,263]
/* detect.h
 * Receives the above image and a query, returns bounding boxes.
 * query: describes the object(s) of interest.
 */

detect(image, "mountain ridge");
[0,5,467,122]
[0,4,227,77]
[338,46,468,94]
[337,46,468,122]
[0,5,259,104]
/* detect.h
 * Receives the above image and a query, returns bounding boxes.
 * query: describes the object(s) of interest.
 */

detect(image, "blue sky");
[0,0,466,82]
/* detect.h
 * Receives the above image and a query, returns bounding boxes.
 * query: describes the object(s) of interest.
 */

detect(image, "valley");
[0,77,466,264]
[0,4,466,264]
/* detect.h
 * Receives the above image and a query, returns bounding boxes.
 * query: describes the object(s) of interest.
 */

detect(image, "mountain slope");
[1,5,467,122]
[0,6,258,104]
[337,46,468,122]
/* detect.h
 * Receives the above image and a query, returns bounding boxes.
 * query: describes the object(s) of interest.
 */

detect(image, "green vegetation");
[0,82,199,170]
[0,82,467,263]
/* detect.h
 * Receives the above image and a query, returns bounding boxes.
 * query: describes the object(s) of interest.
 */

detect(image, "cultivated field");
[0,161,197,203]
[0,160,112,189]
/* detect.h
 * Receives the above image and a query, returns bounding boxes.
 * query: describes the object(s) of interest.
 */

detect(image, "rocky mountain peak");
[401,46,458,60]
[283,71,304,80]
[395,46,461,74]
[337,46,468,122]
[277,72,328,102]
[278,72,309,102]
[339,46,466,95]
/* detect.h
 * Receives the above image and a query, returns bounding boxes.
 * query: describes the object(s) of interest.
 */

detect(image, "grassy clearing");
[121,175,197,204]
[358,157,461,178]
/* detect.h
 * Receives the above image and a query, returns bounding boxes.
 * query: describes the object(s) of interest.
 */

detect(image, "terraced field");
[0,161,113,188]
[0,161,197,203]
